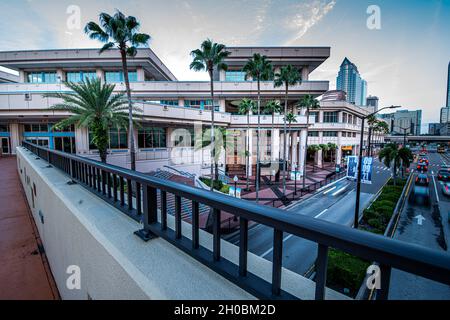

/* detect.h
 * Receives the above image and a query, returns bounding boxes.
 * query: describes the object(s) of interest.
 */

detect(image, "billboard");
[346,156,358,179]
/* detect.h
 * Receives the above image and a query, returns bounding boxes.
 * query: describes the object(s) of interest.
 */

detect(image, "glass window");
[323,111,338,123]
[225,71,247,82]
[342,113,348,123]
[323,131,338,137]
[27,72,57,83]
[138,127,166,148]
[51,124,74,132]
[105,71,137,83]
[66,71,97,82]
[160,100,179,106]
[342,132,347,137]
[308,131,319,137]
[89,128,128,150]
[184,100,219,111]
[0,124,9,132]
[174,128,194,147]
[24,123,48,132]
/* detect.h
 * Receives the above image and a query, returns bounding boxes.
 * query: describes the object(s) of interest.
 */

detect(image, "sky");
[0,0,449,133]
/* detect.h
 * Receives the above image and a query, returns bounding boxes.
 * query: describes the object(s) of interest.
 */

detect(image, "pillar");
[247,128,254,177]
[75,127,90,154]
[9,123,20,154]
[298,129,307,176]
[301,66,309,81]
[271,128,280,161]
[291,131,298,169]
[336,131,343,166]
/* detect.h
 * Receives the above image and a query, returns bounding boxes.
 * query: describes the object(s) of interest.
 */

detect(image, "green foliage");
[242,53,273,82]
[285,112,297,124]
[189,39,230,74]
[238,98,257,115]
[273,65,302,89]
[200,177,229,193]
[264,100,282,115]
[297,94,320,112]
[327,249,370,297]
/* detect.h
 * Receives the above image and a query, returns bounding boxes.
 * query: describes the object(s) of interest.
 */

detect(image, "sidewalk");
[0,156,59,299]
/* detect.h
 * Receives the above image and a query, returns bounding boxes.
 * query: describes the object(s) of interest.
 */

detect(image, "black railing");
[22,141,450,300]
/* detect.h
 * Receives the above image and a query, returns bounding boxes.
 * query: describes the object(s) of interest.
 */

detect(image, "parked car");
[410,173,431,206]
[442,182,450,197]
[437,169,450,182]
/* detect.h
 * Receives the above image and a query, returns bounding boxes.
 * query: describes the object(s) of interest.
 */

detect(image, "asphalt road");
[388,151,450,300]
[225,158,392,276]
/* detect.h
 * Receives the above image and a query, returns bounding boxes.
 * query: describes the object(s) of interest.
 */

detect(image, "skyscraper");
[379,109,422,135]
[336,57,367,106]
[447,61,450,108]
[366,95,379,111]
[441,106,450,123]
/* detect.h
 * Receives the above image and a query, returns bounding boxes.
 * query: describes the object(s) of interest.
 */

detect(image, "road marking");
[315,208,328,218]
[260,234,294,258]
[376,171,380,174]
[432,174,440,202]
[323,186,337,195]
[414,215,426,226]
[332,186,347,196]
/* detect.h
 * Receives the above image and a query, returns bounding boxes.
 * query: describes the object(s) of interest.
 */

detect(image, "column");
[56,68,65,82]
[291,131,298,169]
[75,127,89,154]
[218,99,226,113]
[96,69,104,82]
[301,66,309,81]
[247,128,254,177]
[9,123,20,154]
[271,128,280,161]
[298,129,307,176]
[315,131,323,167]
[336,131,343,166]
[136,67,145,81]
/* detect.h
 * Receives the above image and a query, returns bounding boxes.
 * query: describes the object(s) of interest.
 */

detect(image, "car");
[417,163,428,172]
[442,182,450,197]
[437,169,450,182]
[418,157,429,165]
[409,173,431,206]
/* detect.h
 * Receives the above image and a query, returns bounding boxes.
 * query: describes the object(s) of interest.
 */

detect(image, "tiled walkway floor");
[0,156,59,300]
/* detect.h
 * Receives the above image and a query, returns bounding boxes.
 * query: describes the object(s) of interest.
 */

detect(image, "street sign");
[361,156,373,185]
[346,156,358,179]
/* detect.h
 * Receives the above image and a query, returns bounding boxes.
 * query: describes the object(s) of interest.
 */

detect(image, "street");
[388,151,450,299]
[226,158,392,276]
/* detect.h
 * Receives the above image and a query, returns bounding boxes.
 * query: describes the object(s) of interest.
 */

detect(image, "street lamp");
[233,175,239,221]
[354,105,400,229]
[293,164,297,195]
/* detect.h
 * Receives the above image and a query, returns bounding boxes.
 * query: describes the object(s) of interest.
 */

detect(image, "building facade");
[441,106,450,123]
[379,109,422,136]
[336,57,367,106]
[366,95,379,112]
[446,61,450,108]
[0,47,376,177]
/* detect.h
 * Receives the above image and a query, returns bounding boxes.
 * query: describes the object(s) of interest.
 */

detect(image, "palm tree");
[274,65,302,195]
[190,39,231,191]
[264,100,282,160]
[373,121,389,153]
[243,54,273,202]
[44,78,130,163]
[327,142,338,163]
[366,115,378,156]
[379,143,413,185]
[238,98,256,190]
[85,10,150,171]
[285,112,297,171]
[297,94,320,188]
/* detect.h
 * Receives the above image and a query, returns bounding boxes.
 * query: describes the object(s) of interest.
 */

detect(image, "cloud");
[284,0,336,45]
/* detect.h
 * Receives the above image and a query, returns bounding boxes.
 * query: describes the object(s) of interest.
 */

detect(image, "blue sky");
[0,0,449,132]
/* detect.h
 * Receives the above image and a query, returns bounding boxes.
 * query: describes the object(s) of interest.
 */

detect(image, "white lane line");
[260,234,294,258]
[432,174,440,203]
[323,186,337,195]
[315,208,328,218]
[376,171,380,174]
[332,186,347,196]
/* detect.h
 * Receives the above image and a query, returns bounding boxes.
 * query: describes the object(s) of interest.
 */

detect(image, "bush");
[327,249,370,297]
[200,177,230,194]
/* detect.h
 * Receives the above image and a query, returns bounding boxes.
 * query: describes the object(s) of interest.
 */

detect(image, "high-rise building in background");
[366,95,379,111]
[336,57,367,106]
[446,61,450,108]
[379,109,422,135]
[428,123,443,135]
[441,106,450,123]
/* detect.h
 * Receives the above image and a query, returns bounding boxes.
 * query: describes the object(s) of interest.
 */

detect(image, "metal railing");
[22,141,450,300]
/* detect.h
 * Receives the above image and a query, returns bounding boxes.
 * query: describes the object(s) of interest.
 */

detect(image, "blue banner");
[361,156,373,184]
[346,156,358,179]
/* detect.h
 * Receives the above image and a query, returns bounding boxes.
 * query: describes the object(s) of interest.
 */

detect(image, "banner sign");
[346,156,358,179]
[361,156,373,185]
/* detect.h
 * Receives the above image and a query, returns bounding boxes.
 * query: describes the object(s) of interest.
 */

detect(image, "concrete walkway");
[0,156,59,299]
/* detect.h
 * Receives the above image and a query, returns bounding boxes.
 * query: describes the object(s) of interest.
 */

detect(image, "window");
[89,128,128,150]
[24,123,48,132]
[342,132,347,137]
[225,71,247,82]
[105,71,137,83]
[27,72,57,83]
[323,131,338,137]
[308,131,319,137]
[52,124,75,132]
[309,112,319,123]
[353,132,357,137]
[0,124,8,132]
[323,112,338,123]
[138,127,166,149]
[342,113,348,123]
[184,100,219,111]
[66,71,97,82]
[159,100,179,106]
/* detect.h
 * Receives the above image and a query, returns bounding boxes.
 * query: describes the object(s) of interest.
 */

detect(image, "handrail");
[21,141,450,300]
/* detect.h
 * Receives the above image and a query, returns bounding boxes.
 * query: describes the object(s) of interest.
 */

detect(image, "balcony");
[229,114,313,127]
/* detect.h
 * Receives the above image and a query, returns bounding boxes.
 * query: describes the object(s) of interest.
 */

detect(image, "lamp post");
[354,105,400,229]
[233,175,238,198]
[293,164,297,195]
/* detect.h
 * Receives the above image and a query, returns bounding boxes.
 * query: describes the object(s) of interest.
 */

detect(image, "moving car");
[417,162,428,172]
[409,173,431,206]
[437,146,446,153]
[437,168,450,182]
[418,157,429,165]
[442,182,450,197]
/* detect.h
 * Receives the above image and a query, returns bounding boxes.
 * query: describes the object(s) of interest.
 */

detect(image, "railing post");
[212,208,221,261]
[134,184,158,241]
[376,264,392,300]
[161,191,167,230]
[272,229,283,296]
[192,201,199,249]
[175,195,182,239]
[239,217,248,277]
[315,244,329,300]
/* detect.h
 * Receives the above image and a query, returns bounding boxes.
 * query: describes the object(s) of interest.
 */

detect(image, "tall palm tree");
[274,65,301,194]
[190,39,231,191]
[379,143,413,185]
[85,10,150,170]
[264,100,282,161]
[285,112,297,171]
[373,121,389,153]
[366,115,378,156]
[327,142,338,163]
[238,98,256,190]
[243,54,273,202]
[297,94,320,188]
[44,78,130,163]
